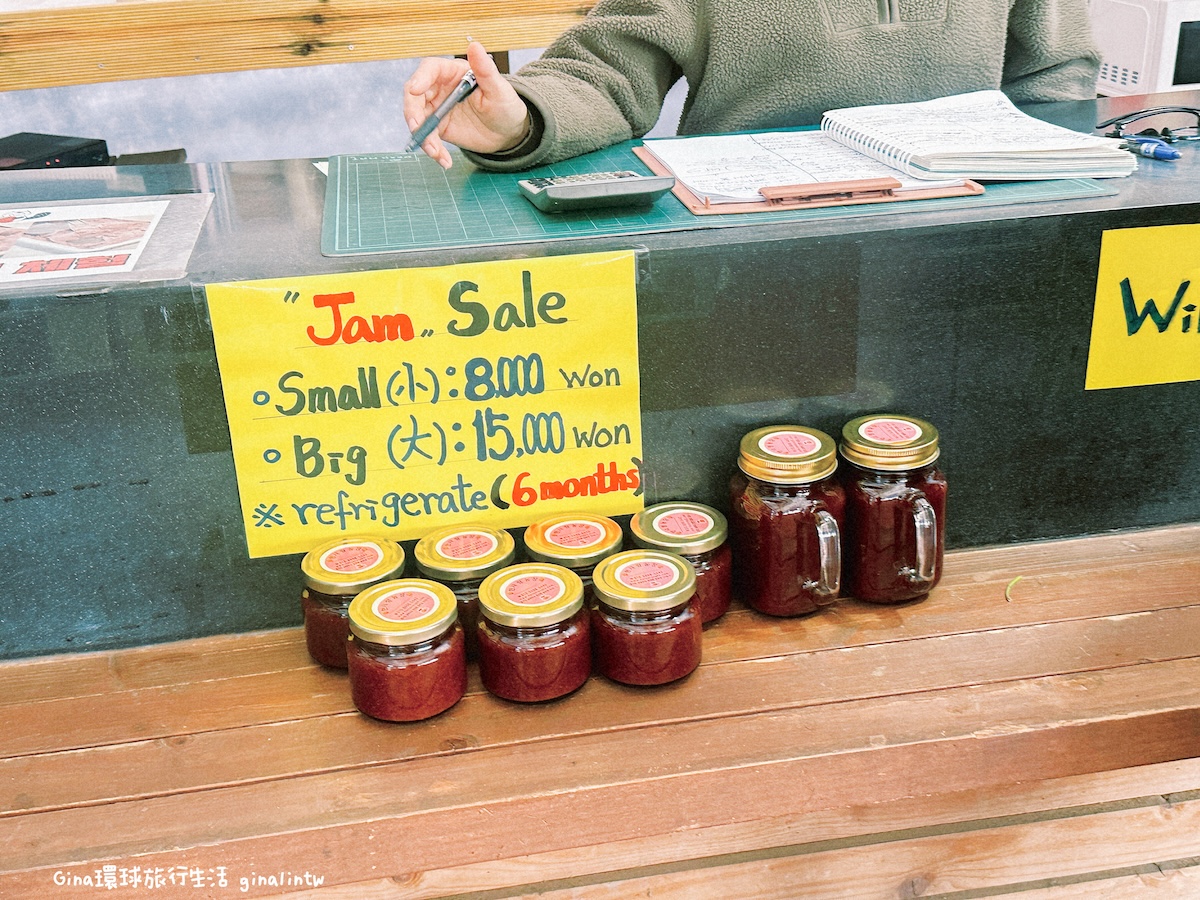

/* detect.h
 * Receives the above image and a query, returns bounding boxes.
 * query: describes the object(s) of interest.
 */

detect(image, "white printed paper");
[0,199,168,283]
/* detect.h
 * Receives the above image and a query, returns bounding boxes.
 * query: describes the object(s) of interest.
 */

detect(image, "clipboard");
[631,145,984,215]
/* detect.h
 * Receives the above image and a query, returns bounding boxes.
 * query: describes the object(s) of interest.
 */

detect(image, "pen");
[404,70,478,153]
[1121,135,1181,161]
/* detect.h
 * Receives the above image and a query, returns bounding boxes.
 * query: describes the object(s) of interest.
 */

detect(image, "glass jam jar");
[413,524,515,662]
[728,425,845,617]
[591,550,701,686]
[476,563,592,702]
[346,579,467,722]
[839,414,947,604]
[630,502,732,624]
[299,536,405,668]
[523,513,624,606]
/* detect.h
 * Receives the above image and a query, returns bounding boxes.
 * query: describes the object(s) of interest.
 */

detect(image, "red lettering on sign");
[307,291,416,347]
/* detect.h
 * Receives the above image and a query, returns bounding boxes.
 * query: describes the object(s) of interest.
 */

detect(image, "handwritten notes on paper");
[206,251,643,558]
[1086,223,1200,390]
[641,131,965,203]
[820,90,1135,180]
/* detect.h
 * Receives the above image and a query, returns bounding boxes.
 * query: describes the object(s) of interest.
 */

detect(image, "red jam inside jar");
[413,524,515,662]
[630,502,732,624]
[523,514,624,607]
[729,426,845,617]
[299,536,405,668]
[840,415,947,604]
[591,550,701,686]
[346,579,467,722]
[477,563,591,702]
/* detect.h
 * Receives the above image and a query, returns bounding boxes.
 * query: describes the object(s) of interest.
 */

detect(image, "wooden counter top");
[2,522,1199,897]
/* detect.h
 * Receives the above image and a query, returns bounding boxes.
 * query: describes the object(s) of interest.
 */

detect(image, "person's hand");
[403,41,531,168]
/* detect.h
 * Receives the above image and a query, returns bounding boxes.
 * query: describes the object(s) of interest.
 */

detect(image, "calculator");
[517,171,677,213]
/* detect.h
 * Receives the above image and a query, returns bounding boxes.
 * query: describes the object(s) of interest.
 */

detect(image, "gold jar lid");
[592,550,697,613]
[737,425,838,484]
[478,563,585,628]
[630,502,727,555]
[300,535,406,596]
[523,513,624,568]
[348,579,458,646]
[414,524,515,582]
[840,414,940,471]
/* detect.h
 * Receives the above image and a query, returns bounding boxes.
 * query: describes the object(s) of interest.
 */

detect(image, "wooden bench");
[0,0,599,90]
[3,522,1199,897]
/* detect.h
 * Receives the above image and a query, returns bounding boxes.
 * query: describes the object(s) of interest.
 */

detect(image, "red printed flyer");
[0,199,167,283]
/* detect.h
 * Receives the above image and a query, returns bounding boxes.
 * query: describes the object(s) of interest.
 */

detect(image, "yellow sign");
[1086,223,1200,390]
[206,251,643,558]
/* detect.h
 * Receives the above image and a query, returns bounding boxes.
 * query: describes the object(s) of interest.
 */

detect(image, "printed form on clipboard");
[635,130,983,215]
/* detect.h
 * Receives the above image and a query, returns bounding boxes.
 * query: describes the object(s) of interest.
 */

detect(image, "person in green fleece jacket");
[403,0,1100,171]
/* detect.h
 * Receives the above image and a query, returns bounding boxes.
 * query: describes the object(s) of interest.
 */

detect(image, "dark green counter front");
[2,92,1198,659]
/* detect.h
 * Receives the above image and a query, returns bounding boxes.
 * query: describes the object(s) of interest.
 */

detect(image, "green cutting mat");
[321,140,1118,256]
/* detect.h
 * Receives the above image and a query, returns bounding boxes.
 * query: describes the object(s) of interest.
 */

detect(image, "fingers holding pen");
[403,56,467,167]
[402,41,530,165]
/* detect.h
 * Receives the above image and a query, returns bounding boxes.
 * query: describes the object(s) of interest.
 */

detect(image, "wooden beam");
[0,0,596,91]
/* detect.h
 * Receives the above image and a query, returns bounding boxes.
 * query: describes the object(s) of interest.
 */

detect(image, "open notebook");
[820,90,1136,180]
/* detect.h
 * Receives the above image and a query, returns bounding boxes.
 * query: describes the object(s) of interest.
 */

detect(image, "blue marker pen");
[1122,136,1181,160]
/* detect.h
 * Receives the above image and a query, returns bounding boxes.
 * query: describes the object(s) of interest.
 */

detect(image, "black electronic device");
[517,170,676,213]
[0,132,110,170]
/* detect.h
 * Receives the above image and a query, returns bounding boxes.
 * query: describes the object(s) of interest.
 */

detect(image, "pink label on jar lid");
[861,417,922,444]
[320,542,383,574]
[436,531,498,561]
[374,589,437,622]
[653,509,713,538]
[501,574,565,606]
[760,430,819,458]
[545,520,605,549]
[615,559,680,591]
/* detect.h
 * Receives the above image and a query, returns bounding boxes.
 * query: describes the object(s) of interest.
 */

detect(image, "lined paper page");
[642,131,963,203]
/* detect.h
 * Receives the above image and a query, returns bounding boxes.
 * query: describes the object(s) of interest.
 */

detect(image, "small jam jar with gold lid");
[728,426,846,617]
[591,550,701,686]
[346,579,467,722]
[477,563,591,702]
[300,536,405,668]
[839,414,947,604]
[523,513,624,605]
[414,524,515,661]
[630,502,732,624]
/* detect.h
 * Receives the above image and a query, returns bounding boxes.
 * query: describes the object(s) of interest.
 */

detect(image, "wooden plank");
[0,0,598,90]
[5,604,1200,811]
[712,556,1200,665]
[496,799,1200,899]
[0,628,307,708]
[2,657,1197,882]
[2,523,1193,707]
[4,709,1198,897]
[933,522,1200,576]
[987,867,1200,898]
[0,664,352,758]
[244,758,1200,898]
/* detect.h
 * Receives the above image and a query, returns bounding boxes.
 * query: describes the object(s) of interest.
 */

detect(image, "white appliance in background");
[1091,0,1200,95]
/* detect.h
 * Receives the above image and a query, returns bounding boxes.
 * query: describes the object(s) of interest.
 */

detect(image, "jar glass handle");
[903,496,937,584]
[805,509,841,601]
